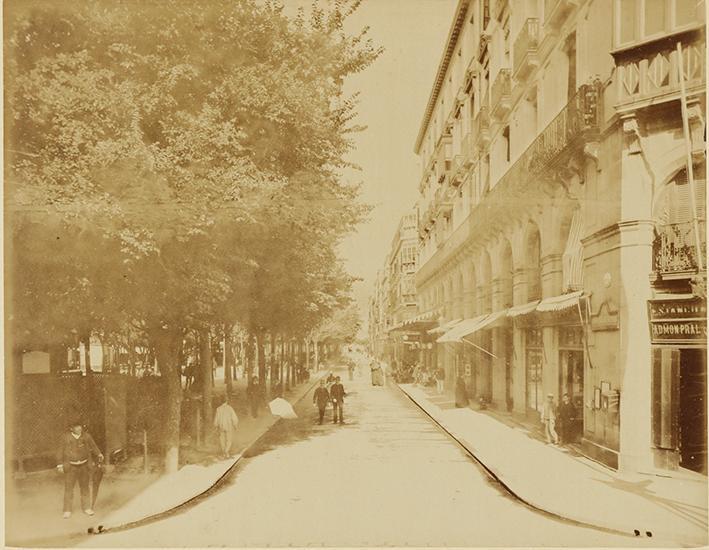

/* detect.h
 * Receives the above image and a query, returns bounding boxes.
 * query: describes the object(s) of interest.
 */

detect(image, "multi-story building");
[412,0,705,474]
[369,210,424,365]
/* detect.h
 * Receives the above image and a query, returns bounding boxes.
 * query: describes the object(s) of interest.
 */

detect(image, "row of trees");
[6,0,378,472]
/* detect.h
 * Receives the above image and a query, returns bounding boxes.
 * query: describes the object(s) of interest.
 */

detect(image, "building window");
[615,0,701,48]
[502,125,510,162]
[526,328,544,413]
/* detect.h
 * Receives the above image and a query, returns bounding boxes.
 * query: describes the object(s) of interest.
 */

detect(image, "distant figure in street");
[348,364,354,381]
[330,376,346,424]
[370,362,384,386]
[435,368,445,394]
[326,371,336,385]
[455,376,469,408]
[541,393,559,445]
[312,380,331,425]
[57,420,103,519]
[557,393,577,445]
[246,377,264,418]
[214,397,239,459]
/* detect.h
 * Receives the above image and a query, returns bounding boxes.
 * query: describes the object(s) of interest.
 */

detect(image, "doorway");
[679,349,707,474]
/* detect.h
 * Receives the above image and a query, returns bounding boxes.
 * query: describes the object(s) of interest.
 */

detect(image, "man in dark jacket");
[330,376,346,424]
[57,420,103,518]
[557,393,577,444]
[312,380,330,425]
[246,377,264,418]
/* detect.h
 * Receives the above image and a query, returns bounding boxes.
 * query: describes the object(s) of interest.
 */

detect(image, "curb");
[87,374,324,537]
[394,383,700,545]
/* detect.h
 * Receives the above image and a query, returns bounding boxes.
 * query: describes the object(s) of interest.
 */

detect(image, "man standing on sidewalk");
[57,420,103,519]
[214,396,239,458]
[541,393,559,445]
[330,376,346,424]
[312,379,330,425]
[557,393,577,445]
[435,367,445,394]
[246,377,264,418]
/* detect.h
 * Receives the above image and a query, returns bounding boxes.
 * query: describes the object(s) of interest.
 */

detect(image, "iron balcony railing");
[473,104,491,150]
[513,18,539,79]
[491,69,512,118]
[495,81,602,191]
[653,221,707,274]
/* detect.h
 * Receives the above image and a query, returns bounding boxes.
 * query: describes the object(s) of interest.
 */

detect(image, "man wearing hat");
[540,393,559,445]
[57,419,103,518]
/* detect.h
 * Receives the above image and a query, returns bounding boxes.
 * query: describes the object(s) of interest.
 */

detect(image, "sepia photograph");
[3,0,707,548]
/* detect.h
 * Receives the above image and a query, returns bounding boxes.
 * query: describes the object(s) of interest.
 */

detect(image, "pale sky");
[337,0,458,335]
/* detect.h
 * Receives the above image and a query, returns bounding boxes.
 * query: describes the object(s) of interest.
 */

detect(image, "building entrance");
[679,348,707,474]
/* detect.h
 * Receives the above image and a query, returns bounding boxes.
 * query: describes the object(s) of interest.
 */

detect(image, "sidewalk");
[399,383,708,547]
[6,373,322,547]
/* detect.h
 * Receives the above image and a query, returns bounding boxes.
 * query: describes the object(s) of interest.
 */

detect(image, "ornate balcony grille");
[473,104,491,150]
[513,18,539,80]
[496,80,602,190]
[653,221,707,274]
[616,31,705,107]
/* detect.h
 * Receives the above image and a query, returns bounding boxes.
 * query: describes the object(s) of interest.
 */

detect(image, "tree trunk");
[153,328,183,473]
[314,340,320,371]
[199,328,213,445]
[224,326,233,398]
[269,333,278,383]
[256,334,266,385]
[83,332,92,375]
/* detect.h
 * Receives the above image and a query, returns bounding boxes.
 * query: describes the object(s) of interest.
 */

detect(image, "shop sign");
[648,298,707,345]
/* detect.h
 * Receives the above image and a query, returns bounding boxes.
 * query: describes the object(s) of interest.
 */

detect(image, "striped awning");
[562,209,583,291]
[536,290,584,313]
[507,300,540,318]
[428,318,462,335]
[437,310,508,343]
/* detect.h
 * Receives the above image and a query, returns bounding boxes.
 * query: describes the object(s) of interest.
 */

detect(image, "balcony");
[653,221,707,276]
[473,105,491,151]
[461,133,475,168]
[614,29,705,112]
[498,81,602,189]
[434,186,453,217]
[544,0,577,30]
[451,155,465,186]
[490,69,512,121]
[514,19,539,81]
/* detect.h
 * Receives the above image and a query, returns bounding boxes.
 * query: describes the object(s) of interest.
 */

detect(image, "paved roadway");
[80,360,662,547]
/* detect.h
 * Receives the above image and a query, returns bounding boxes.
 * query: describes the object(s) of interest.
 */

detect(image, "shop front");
[648,295,707,474]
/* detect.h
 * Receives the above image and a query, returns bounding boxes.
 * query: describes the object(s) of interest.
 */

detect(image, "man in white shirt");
[214,396,239,459]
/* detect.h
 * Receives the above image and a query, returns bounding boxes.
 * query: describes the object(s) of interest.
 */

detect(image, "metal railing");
[653,221,707,273]
[491,69,511,115]
[473,105,490,149]
[514,18,539,76]
[495,81,602,190]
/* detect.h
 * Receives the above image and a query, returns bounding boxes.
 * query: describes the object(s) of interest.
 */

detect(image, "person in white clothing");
[214,396,239,458]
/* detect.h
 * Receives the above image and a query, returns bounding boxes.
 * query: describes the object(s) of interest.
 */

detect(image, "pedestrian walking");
[370,362,383,386]
[348,364,354,381]
[557,393,577,445]
[330,376,346,424]
[57,420,103,519]
[541,393,559,445]
[455,376,469,408]
[435,367,445,394]
[246,377,264,418]
[213,396,239,459]
[312,379,331,424]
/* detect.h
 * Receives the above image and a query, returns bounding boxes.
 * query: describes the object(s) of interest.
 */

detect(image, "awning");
[536,290,584,313]
[388,309,440,333]
[437,310,508,343]
[507,300,540,318]
[428,318,462,335]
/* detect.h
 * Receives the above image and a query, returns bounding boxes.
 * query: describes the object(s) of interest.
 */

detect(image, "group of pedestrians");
[541,393,578,445]
[312,374,346,424]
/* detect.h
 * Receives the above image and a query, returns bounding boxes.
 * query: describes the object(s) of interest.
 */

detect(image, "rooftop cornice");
[414,0,470,155]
